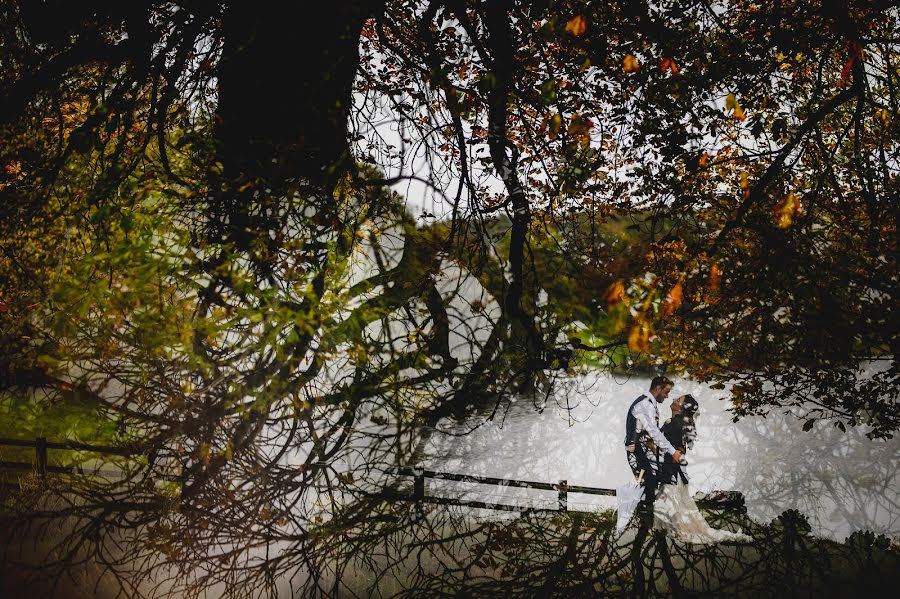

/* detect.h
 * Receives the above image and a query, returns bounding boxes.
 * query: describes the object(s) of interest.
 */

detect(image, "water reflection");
[310,502,900,597]
[423,374,900,540]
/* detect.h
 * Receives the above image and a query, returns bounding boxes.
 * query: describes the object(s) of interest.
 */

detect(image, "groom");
[624,375,683,503]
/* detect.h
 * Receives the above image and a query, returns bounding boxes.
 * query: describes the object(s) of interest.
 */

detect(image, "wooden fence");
[0,437,620,514]
[0,436,138,478]
[393,465,616,514]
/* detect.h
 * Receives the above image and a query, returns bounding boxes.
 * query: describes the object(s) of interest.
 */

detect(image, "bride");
[652,394,751,544]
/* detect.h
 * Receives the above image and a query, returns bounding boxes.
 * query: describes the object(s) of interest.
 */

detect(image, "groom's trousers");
[626,445,659,504]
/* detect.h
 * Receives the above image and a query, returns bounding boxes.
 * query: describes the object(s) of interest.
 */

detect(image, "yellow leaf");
[627,321,651,353]
[725,93,746,120]
[198,443,211,465]
[774,192,800,228]
[725,93,737,111]
[623,54,640,73]
[565,15,587,36]
[548,113,563,139]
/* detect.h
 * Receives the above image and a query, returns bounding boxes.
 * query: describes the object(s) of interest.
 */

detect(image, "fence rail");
[0,436,140,479]
[393,465,616,513]
[0,437,620,513]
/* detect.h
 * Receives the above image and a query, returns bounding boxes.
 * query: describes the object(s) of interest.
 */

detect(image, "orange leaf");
[709,263,721,291]
[662,282,683,317]
[698,152,709,167]
[604,280,626,306]
[660,57,680,75]
[841,40,864,81]
[738,172,750,198]
[774,192,800,228]
[565,15,587,37]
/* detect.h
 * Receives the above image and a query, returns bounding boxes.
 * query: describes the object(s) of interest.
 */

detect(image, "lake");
[422,371,900,541]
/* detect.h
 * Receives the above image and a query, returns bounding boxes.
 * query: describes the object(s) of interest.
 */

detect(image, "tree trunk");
[215,2,383,189]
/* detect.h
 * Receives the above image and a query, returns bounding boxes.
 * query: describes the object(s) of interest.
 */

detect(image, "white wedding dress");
[652,482,752,544]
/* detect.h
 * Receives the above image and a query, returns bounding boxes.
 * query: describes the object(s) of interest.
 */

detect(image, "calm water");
[422,372,900,541]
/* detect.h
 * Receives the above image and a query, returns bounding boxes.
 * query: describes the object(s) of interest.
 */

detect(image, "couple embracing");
[624,375,696,502]
[624,375,750,543]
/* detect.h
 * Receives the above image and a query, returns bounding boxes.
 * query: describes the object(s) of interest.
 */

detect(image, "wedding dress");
[652,481,752,544]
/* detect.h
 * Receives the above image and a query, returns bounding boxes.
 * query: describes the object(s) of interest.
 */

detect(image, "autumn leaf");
[840,57,855,81]
[840,40,864,81]
[698,152,709,167]
[547,113,563,139]
[709,263,721,291]
[198,443,211,465]
[738,172,750,198]
[660,57,680,75]
[604,280,626,306]
[568,113,592,146]
[774,192,801,228]
[627,320,651,353]
[565,15,587,37]
[725,93,746,120]
[662,281,683,317]
[623,54,640,73]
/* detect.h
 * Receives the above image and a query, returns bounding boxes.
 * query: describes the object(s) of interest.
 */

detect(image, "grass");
[0,391,119,467]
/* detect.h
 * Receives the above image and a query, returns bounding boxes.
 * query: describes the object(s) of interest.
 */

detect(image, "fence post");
[558,479,568,512]
[35,437,48,480]
[413,465,424,501]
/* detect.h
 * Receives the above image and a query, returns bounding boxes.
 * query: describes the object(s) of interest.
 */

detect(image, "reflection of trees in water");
[5,484,899,597]
[305,503,900,597]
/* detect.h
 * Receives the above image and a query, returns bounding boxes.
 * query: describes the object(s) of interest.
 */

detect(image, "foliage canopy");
[0,0,898,595]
